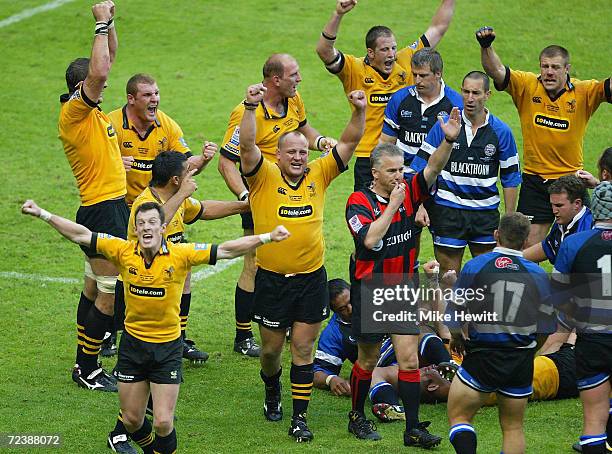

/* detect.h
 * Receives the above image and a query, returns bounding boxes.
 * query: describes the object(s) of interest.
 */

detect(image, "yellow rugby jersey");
[220,93,307,162]
[95,233,217,343]
[58,86,126,206]
[245,148,346,274]
[501,69,611,179]
[330,36,427,158]
[128,187,203,244]
[108,107,191,206]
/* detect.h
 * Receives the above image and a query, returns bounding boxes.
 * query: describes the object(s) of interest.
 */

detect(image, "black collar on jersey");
[537,73,574,102]
[60,86,101,110]
[261,98,289,119]
[363,55,391,80]
[135,238,170,269]
[121,105,161,141]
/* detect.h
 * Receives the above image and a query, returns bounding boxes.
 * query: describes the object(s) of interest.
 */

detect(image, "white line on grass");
[0,0,75,29]
[0,258,240,285]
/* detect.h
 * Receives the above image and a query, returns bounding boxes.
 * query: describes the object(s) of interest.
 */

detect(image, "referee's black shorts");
[353,157,373,192]
[76,197,129,257]
[252,266,329,329]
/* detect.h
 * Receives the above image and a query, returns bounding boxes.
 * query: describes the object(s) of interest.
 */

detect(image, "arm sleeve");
[167,117,191,154]
[183,198,204,225]
[59,86,98,128]
[410,120,444,172]
[315,147,348,188]
[313,323,346,375]
[187,243,218,267]
[95,233,127,266]
[220,106,244,162]
[346,192,378,250]
[495,120,521,188]
[382,88,406,137]
[243,156,269,193]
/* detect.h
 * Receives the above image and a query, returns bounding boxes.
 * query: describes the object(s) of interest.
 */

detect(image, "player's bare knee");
[290,339,315,363]
[122,411,144,433]
[153,417,174,437]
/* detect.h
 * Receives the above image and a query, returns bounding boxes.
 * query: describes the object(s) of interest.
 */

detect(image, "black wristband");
[445,137,456,144]
[243,101,259,110]
[321,31,336,41]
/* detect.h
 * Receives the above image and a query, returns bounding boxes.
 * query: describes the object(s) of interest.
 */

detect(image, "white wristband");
[238,190,249,201]
[39,209,52,222]
[315,135,324,150]
[325,374,337,387]
[259,233,271,244]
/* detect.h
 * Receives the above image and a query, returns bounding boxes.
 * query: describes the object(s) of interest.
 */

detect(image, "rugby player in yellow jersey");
[239,82,366,442]
[218,53,337,358]
[21,199,289,454]
[316,0,456,190]
[476,26,611,247]
[58,0,126,391]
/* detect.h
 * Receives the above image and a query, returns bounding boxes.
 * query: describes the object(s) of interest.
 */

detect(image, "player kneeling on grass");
[21,199,289,454]
[445,212,554,454]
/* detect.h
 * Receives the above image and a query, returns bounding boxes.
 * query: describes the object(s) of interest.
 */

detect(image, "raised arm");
[297,123,338,153]
[217,225,290,259]
[239,84,265,175]
[200,199,250,220]
[21,200,93,247]
[218,154,250,200]
[423,0,456,48]
[335,90,367,166]
[187,141,217,176]
[423,107,461,187]
[162,168,198,222]
[363,182,406,250]
[106,1,117,64]
[82,1,115,103]
[316,0,357,71]
[476,27,507,88]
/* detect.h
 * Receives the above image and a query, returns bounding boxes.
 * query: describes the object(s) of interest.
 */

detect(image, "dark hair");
[263,54,292,79]
[134,201,165,225]
[598,147,612,178]
[497,212,531,250]
[462,70,490,92]
[65,58,89,93]
[549,175,587,203]
[126,73,156,96]
[539,45,570,66]
[365,25,393,50]
[150,151,187,187]
[370,143,403,169]
[328,278,350,311]
[411,48,443,75]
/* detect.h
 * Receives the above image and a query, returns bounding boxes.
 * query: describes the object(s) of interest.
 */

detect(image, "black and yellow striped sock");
[77,305,111,374]
[290,363,313,418]
[111,409,128,437]
[153,428,177,454]
[179,293,191,339]
[234,285,254,343]
[129,418,154,454]
[76,292,93,358]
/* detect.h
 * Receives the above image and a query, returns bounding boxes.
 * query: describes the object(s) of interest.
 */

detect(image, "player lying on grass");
[21,199,289,454]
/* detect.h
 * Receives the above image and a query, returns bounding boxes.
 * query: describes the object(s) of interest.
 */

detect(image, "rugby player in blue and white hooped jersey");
[410,71,521,278]
[552,182,612,454]
[444,212,554,454]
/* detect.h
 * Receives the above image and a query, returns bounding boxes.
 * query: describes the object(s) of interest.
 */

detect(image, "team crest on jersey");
[128,267,138,275]
[163,266,174,281]
[157,137,168,149]
[495,256,518,270]
[398,72,407,84]
[307,182,316,197]
[484,144,496,157]
[272,125,281,133]
[566,99,576,113]
[349,214,363,233]
[107,125,116,137]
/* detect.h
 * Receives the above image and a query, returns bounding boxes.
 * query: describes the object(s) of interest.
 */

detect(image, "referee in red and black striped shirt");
[344,107,461,448]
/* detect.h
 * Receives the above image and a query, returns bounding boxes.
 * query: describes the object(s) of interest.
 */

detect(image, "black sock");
[290,363,313,418]
[111,409,128,437]
[180,293,191,339]
[350,362,373,415]
[398,369,421,432]
[420,334,450,364]
[449,424,477,454]
[153,428,177,454]
[369,381,400,405]
[128,418,154,454]
[77,304,112,373]
[113,280,125,332]
[76,293,94,357]
[260,368,282,388]
[234,285,254,342]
